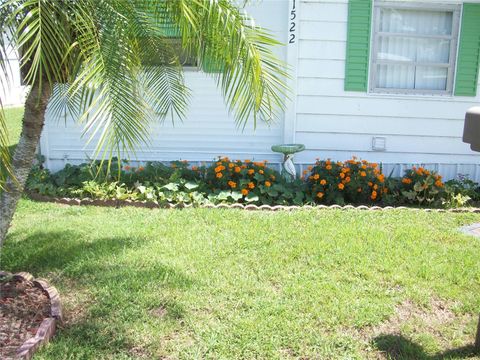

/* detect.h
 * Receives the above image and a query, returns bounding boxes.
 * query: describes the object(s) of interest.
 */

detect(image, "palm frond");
[163,0,289,128]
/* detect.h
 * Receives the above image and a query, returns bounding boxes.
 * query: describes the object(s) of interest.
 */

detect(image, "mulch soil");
[0,276,51,359]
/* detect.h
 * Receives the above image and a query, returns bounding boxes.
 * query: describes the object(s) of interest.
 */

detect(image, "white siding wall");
[293,0,480,181]
[40,1,288,172]
[1,46,27,106]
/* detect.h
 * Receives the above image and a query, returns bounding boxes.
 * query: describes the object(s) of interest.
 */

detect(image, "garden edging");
[27,192,480,213]
[0,271,63,360]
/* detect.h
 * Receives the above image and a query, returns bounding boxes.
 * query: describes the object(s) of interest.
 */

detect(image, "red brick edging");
[26,192,480,213]
[0,271,63,360]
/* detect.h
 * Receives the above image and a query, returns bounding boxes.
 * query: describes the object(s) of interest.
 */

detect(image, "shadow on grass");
[3,230,193,357]
[373,334,479,360]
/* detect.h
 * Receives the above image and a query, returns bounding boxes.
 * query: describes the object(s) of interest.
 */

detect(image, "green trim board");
[454,3,480,97]
[345,0,373,92]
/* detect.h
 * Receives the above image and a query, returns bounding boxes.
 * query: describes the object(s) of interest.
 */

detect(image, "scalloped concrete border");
[0,271,63,360]
[26,192,480,213]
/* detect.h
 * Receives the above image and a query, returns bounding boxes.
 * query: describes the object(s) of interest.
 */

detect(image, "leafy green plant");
[443,174,480,208]
[399,167,444,206]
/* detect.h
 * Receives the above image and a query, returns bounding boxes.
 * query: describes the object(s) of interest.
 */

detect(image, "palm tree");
[0,0,287,245]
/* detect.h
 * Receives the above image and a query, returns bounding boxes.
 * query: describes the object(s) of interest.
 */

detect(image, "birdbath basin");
[271,143,305,181]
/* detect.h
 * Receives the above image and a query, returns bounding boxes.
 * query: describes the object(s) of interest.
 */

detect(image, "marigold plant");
[205,157,280,202]
[305,157,387,205]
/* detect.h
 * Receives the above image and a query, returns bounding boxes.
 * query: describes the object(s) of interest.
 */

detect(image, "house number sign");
[289,0,296,44]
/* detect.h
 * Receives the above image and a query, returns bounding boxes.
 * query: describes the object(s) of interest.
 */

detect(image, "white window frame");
[369,1,461,95]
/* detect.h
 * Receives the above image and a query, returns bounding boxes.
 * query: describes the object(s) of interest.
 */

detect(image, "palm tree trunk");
[0,82,51,246]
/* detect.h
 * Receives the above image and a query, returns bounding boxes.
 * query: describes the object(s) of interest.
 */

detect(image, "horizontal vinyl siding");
[295,0,480,173]
[41,1,287,172]
[42,72,283,171]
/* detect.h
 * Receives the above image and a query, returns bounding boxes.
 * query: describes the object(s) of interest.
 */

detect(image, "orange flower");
[377,174,385,183]
[241,165,247,169]
[368,181,373,187]
[228,181,237,188]
[137,166,145,172]
[244,159,251,163]
[216,172,223,178]
[303,170,308,175]
[345,176,351,183]
[124,165,131,171]
[383,188,388,193]
[357,187,362,192]
[234,166,241,173]
[371,191,377,200]
[228,163,234,168]
[270,175,276,181]
[308,166,313,171]
[191,166,198,171]
[313,174,320,180]
[373,184,378,190]
[259,169,264,175]
[326,165,332,170]
[326,159,331,165]
[338,183,345,190]
[241,189,249,196]
[320,179,327,185]
[248,169,254,175]
[339,172,345,179]
[360,171,367,177]
[317,192,324,199]
[342,168,350,173]
[248,182,255,189]
[265,181,271,187]
[402,178,412,184]
[435,180,443,187]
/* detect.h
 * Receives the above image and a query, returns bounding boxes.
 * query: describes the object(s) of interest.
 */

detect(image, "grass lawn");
[4,106,24,151]
[2,202,480,359]
[3,107,480,359]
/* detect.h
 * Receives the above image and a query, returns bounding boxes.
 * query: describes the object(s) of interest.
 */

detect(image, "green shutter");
[454,3,480,96]
[345,0,373,92]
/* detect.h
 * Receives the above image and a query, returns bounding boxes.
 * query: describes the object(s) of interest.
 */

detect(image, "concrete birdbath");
[271,144,305,182]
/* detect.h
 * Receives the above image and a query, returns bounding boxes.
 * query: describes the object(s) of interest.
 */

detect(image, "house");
[39,0,480,181]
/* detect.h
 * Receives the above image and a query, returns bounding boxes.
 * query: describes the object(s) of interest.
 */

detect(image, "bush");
[399,167,444,206]
[203,157,306,205]
[305,157,387,205]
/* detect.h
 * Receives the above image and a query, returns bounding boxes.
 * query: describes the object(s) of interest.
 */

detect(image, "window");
[370,2,461,94]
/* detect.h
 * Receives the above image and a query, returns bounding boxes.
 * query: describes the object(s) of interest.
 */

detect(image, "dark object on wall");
[463,106,480,151]
[462,106,480,352]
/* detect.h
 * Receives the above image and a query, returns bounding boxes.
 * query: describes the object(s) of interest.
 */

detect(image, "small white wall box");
[372,137,386,151]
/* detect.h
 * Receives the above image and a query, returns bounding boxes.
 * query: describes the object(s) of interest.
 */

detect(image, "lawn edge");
[26,192,480,213]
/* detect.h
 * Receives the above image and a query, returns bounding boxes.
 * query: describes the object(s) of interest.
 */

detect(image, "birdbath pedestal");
[271,144,305,182]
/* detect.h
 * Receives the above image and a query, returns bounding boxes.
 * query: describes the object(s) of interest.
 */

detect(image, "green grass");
[4,106,24,150]
[2,105,480,359]
[3,201,480,359]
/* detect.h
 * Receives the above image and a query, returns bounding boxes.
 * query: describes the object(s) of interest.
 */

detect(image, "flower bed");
[25,156,480,209]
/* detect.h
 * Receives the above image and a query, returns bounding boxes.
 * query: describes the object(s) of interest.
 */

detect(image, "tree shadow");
[373,334,479,360]
[2,229,194,357]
